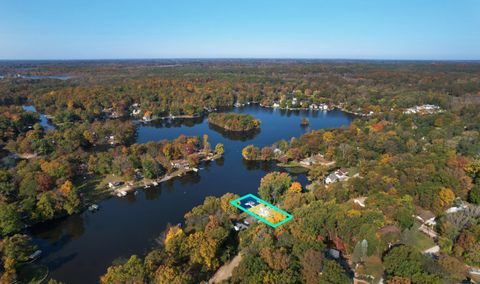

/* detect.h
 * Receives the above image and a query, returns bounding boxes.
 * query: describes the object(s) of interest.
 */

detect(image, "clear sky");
[1,0,479,60]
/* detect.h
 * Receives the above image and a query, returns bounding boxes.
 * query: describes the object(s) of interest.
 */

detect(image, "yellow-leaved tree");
[288,182,302,193]
[439,187,455,208]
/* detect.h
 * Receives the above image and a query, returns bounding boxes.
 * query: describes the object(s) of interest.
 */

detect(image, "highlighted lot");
[230,194,293,228]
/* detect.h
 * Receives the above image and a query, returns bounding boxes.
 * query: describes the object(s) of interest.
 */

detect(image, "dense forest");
[208,113,260,132]
[0,60,479,283]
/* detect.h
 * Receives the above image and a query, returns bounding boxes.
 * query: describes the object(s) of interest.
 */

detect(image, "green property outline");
[230,194,293,228]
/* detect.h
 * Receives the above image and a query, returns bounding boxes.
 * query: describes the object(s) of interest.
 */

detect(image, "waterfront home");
[325,168,349,184]
[143,111,152,122]
[299,154,335,167]
[108,181,123,188]
[171,159,190,169]
[131,109,141,116]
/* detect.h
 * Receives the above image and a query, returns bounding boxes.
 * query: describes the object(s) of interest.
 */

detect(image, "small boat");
[144,185,151,189]
[28,250,42,262]
[192,168,198,172]
[152,181,159,186]
[88,204,99,211]
[116,191,127,197]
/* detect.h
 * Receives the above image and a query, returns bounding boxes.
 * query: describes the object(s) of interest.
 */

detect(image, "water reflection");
[30,214,85,242]
[147,116,203,128]
[241,159,276,172]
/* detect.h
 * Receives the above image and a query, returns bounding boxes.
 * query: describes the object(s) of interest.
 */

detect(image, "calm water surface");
[29,105,354,283]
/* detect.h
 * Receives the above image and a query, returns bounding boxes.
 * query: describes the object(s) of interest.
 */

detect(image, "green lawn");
[75,174,111,204]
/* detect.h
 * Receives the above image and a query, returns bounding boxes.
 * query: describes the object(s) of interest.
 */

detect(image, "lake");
[28,105,354,283]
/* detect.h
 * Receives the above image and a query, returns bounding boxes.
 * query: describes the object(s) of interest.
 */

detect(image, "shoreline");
[107,152,222,196]
[18,153,223,235]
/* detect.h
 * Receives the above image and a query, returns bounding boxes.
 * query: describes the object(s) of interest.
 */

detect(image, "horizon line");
[1,57,480,63]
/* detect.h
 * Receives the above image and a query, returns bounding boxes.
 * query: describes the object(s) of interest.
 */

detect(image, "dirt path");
[209,253,242,284]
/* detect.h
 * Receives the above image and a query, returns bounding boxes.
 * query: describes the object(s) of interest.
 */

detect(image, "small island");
[300,117,309,126]
[208,112,260,132]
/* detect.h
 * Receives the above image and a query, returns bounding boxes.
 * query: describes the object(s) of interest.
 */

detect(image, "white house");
[131,109,141,116]
[108,181,122,188]
[325,169,349,184]
[404,104,441,114]
[445,204,468,214]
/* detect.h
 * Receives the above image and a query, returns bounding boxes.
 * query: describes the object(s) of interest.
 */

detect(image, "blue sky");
[1,0,479,60]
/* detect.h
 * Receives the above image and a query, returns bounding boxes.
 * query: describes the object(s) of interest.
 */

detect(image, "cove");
[28,105,354,283]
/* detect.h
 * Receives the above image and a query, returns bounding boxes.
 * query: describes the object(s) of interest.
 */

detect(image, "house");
[423,245,440,257]
[107,135,116,145]
[445,204,468,214]
[404,104,441,114]
[319,103,329,110]
[299,156,317,167]
[108,181,123,188]
[171,159,189,169]
[325,169,349,184]
[469,267,480,276]
[131,109,141,116]
[233,222,248,231]
[143,111,152,122]
[299,154,335,167]
[415,207,437,226]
